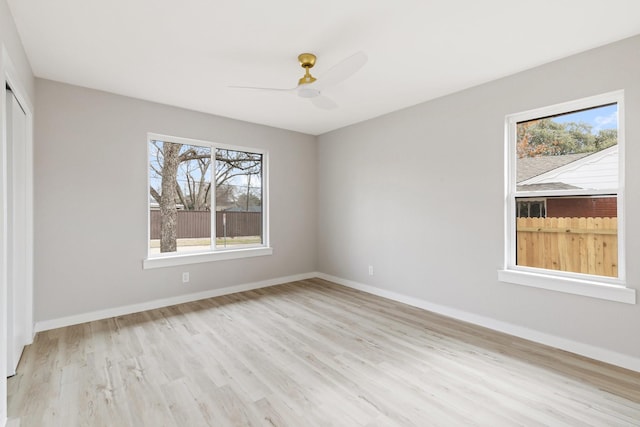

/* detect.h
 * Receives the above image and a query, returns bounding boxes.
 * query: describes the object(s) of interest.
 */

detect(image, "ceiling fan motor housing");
[298,53,317,68]
[298,53,318,85]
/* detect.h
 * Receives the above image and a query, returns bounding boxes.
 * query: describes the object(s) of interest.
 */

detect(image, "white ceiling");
[8,0,640,135]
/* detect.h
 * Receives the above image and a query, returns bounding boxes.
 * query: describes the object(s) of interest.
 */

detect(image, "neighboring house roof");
[517,152,590,182]
[517,182,581,191]
[517,145,618,191]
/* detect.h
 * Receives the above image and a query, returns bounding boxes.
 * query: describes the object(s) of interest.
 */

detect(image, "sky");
[551,103,617,134]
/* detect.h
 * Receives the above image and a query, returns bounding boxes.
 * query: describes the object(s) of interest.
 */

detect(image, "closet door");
[6,87,28,376]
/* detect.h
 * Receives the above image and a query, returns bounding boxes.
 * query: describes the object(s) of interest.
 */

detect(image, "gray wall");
[317,35,640,359]
[34,79,317,322]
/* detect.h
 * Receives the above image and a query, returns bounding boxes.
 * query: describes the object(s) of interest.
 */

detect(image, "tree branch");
[149,186,161,205]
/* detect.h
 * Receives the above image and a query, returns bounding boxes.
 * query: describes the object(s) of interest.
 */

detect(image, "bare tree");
[158,142,181,252]
[177,148,211,210]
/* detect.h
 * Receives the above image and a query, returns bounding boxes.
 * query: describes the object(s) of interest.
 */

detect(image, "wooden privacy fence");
[150,210,261,239]
[517,217,617,277]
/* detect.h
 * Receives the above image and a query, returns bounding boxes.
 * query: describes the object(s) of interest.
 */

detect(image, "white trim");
[143,246,273,269]
[147,132,265,155]
[0,48,8,427]
[515,188,616,198]
[317,273,640,373]
[504,90,629,294]
[34,272,316,332]
[260,150,269,250]
[616,97,626,282]
[509,91,623,124]
[497,269,635,304]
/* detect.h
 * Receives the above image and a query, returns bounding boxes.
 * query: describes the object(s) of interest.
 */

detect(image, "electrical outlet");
[182,272,190,283]
[368,265,374,276]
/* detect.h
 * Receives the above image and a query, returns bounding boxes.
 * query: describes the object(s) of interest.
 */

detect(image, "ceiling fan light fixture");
[298,72,317,85]
[298,87,320,98]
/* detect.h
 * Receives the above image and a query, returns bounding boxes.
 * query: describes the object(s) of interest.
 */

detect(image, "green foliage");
[517,118,617,158]
[594,128,617,151]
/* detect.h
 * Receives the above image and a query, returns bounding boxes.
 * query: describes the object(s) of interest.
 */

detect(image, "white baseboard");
[34,272,317,332]
[316,273,640,373]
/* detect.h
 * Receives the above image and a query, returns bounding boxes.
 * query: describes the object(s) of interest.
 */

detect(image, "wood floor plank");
[8,279,640,426]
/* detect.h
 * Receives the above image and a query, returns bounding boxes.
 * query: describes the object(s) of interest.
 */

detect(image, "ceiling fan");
[230,51,368,110]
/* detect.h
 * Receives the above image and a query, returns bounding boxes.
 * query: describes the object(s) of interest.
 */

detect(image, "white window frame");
[143,133,272,269]
[498,91,635,304]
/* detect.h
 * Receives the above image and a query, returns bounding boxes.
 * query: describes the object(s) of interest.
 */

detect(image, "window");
[499,91,635,304]
[144,134,271,268]
[516,199,546,218]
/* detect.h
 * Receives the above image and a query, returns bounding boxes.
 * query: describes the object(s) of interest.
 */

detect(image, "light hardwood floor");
[8,279,640,426]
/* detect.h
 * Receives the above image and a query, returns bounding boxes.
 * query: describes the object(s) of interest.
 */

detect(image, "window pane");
[514,103,619,278]
[529,202,541,218]
[149,140,212,254]
[516,104,618,192]
[515,196,618,277]
[215,148,263,248]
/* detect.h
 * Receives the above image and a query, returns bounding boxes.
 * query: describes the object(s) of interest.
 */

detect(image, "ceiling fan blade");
[314,51,367,91]
[228,85,297,93]
[311,95,338,110]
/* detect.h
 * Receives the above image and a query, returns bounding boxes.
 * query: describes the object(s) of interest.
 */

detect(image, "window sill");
[143,246,273,269]
[497,269,636,304]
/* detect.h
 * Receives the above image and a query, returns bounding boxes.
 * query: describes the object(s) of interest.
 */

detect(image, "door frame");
[1,46,34,378]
